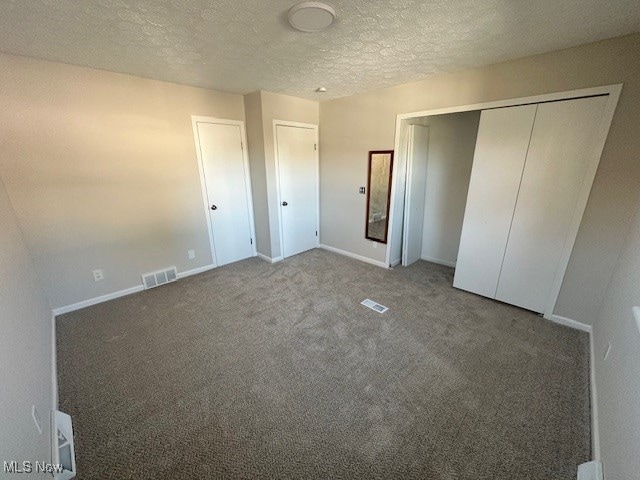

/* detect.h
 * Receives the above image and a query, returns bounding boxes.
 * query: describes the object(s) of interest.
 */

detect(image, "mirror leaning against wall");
[365,150,394,244]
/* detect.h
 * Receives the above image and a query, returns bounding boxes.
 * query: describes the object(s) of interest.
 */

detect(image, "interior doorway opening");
[387,85,621,322]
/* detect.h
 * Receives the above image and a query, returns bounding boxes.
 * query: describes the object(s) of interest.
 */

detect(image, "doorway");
[274,121,319,259]
[401,112,481,268]
[192,117,257,267]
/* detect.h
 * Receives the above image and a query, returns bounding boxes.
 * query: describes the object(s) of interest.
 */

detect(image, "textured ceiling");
[0,0,639,100]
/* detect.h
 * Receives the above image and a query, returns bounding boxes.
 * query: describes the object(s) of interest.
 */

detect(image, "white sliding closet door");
[495,96,608,312]
[453,105,537,298]
[402,125,430,266]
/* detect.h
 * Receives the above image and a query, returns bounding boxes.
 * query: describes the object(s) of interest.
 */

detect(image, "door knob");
[282,201,288,206]
[211,205,217,210]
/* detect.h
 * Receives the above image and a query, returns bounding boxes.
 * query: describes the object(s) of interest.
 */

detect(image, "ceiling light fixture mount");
[288,2,336,33]
[316,87,327,93]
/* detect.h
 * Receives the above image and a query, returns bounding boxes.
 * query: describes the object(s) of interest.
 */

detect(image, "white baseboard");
[257,253,283,264]
[52,264,216,316]
[52,284,144,316]
[177,264,215,279]
[589,329,601,461]
[390,258,401,267]
[319,244,388,268]
[546,313,592,333]
[51,313,58,411]
[545,313,599,463]
[420,255,456,268]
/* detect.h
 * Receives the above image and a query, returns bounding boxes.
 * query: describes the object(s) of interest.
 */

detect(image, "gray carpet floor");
[56,248,591,479]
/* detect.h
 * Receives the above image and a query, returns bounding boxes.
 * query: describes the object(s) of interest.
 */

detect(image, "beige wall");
[0,52,246,310]
[319,33,640,326]
[0,173,53,467]
[244,91,319,259]
[593,196,640,479]
[244,91,271,257]
[418,112,480,265]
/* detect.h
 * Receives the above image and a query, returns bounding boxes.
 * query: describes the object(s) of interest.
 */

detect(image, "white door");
[196,121,255,266]
[495,95,608,312]
[276,124,318,258]
[453,104,538,298]
[402,125,430,266]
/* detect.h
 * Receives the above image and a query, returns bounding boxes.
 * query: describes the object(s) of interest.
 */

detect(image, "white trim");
[257,252,283,264]
[547,314,592,333]
[191,116,258,266]
[589,329,601,461]
[177,264,215,279]
[401,124,416,266]
[546,313,600,460]
[319,244,388,269]
[52,285,145,316]
[273,120,320,260]
[387,84,623,321]
[51,313,58,411]
[395,85,622,123]
[420,255,456,268]
[52,263,218,316]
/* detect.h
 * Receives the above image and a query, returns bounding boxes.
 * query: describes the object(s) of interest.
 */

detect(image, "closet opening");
[398,110,481,268]
[386,85,621,320]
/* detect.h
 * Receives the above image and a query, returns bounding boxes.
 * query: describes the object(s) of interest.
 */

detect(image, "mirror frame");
[365,150,394,244]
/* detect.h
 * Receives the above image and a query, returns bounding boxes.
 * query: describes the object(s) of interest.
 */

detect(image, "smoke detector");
[288,2,336,32]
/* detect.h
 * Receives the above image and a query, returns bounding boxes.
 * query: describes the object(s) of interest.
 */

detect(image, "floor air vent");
[361,299,388,313]
[142,266,178,289]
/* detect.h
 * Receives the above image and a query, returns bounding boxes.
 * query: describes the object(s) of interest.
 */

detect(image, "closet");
[400,111,481,268]
[453,95,609,313]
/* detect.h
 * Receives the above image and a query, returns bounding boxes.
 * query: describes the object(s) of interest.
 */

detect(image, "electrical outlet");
[188,249,196,260]
[359,187,366,194]
[604,342,611,361]
[31,405,42,435]
[92,269,104,282]
[372,241,377,249]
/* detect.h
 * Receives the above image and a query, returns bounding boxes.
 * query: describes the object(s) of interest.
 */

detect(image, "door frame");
[191,116,258,267]
[273,120,320,259]
[386,84,622,321]
[401,124,429,266]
